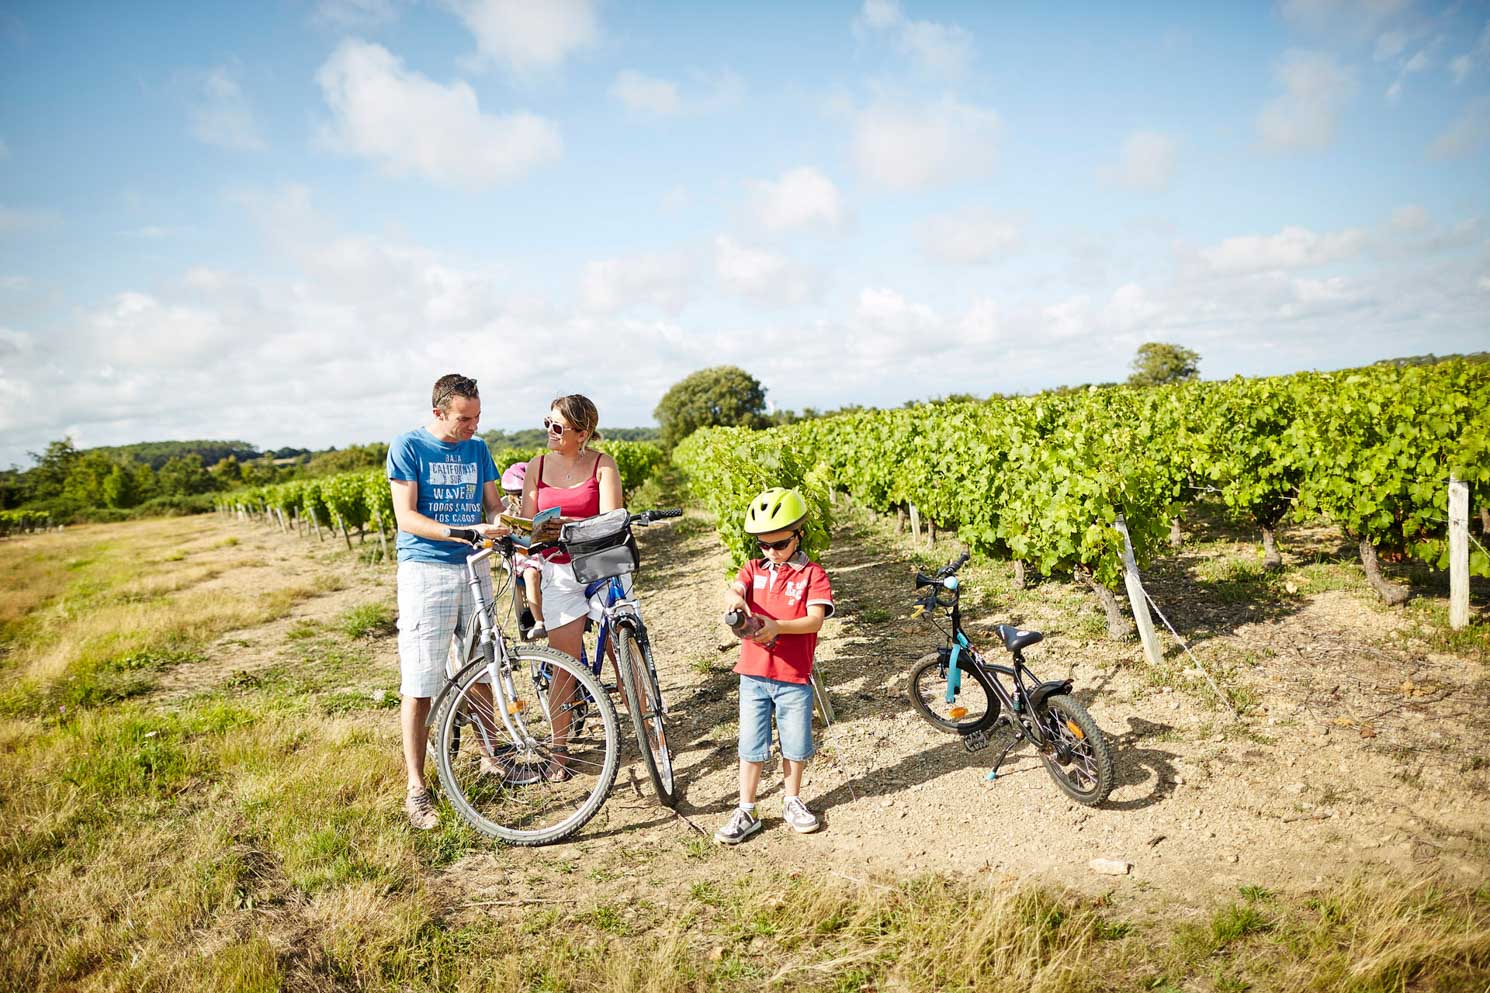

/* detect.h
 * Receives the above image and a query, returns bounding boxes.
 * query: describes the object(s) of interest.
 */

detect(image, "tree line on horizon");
[4,345,1483,525]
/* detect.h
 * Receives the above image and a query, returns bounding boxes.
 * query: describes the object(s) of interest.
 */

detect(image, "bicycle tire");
[615,626,676,808]
[433,645,619,845]
[1035,693,1114,806]
[809,667,834,727]
[906,651,1000,734]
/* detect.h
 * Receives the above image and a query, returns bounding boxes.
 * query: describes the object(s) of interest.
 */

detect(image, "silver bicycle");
[429,530,620,845]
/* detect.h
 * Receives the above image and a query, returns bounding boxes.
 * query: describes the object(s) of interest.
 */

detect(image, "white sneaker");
[713,806,763,845]
[782,795,820,834]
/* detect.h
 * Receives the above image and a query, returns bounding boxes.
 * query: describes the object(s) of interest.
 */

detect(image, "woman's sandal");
[541,746,574,783]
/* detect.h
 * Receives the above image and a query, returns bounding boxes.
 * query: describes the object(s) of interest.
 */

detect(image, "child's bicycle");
[429,530,620,845]
[563,508,682,808]
[907,551,1115,806]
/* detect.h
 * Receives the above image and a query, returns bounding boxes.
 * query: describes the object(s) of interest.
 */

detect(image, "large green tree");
[1128,342,1200,387]
[653,366,767,450]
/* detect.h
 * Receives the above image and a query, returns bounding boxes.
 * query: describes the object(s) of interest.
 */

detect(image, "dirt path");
[173,509,1490,917]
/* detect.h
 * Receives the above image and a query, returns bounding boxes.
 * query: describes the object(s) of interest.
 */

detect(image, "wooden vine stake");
[1449,475,1469,631]
[1114,514,1163,666]
[372,508,390,561]
[908,504,922,540]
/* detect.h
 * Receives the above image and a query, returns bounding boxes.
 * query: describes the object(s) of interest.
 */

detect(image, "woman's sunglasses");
[543,418,573,436]
[757,533,800,552]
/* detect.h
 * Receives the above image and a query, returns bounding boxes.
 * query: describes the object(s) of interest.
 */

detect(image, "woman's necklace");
[547,450,589,485]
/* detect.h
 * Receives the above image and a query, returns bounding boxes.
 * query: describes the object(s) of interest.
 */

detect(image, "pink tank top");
[535,454,601,564]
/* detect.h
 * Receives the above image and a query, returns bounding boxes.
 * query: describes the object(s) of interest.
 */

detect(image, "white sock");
[739,802,756,814]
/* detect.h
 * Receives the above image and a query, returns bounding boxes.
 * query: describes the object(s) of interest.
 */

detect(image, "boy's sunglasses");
[543,418,572,436]
[757,532,800,551]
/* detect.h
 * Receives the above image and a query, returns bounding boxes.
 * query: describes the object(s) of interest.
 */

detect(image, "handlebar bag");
[561,509,639,584]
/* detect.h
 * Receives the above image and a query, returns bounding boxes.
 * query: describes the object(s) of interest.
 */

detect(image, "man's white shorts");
[396,559,491,698]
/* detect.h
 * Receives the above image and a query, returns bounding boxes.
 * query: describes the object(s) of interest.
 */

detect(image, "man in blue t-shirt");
[387,373,504,829]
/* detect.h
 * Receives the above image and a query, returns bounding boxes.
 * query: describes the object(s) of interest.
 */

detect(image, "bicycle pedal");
[961,728,991,753]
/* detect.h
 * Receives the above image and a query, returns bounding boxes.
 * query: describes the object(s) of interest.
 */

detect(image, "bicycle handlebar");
[913,550,970,589]
[630,508,682,525]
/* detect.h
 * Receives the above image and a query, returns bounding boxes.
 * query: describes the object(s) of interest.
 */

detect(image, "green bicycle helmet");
[744,487,808,534]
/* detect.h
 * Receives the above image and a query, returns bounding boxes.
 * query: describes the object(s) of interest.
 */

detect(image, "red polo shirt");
[730,553,834,684]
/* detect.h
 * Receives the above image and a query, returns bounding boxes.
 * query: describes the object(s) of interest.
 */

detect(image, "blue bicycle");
[560,508,681,808]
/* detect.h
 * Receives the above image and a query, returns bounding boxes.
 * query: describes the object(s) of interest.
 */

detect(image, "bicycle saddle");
[993,624,1043,653]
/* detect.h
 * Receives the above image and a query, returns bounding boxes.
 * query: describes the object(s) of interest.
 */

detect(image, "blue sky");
[1,0,1488,467]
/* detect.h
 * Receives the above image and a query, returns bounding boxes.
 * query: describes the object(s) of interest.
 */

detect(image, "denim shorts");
[738,674,815,763]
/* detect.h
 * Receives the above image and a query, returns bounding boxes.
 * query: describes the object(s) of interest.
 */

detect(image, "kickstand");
[985,725,1022,782]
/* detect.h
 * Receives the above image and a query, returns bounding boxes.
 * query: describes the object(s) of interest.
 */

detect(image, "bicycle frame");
[429,543,540,752]
[578,575,665,717]
[927,578,1063,752]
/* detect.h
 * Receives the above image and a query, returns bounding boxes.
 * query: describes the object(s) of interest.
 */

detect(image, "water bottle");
[723,609,762,639]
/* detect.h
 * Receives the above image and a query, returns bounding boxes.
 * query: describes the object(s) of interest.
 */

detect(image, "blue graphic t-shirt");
[386,428,498,564]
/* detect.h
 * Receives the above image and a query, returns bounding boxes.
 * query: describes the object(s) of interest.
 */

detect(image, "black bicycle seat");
[994,624,1043,653]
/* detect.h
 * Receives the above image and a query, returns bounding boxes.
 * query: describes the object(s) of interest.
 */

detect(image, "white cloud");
[856,286,938,334]
[0,205,61,233]
[748,167,847,233]
[916,207,1021,265]
[1451,22,1490,83]
[1200,225,1367,273]
[316,39,561,188]
[581,252,692,315]
[1257,50,1356,151]
[1101,130,1178,192]
[313,0,403,29]
[1104,283,1164,332]
[713,237,820,306]
[611,70,682,117]
[609,68,744,119]
[1281,0,1410,34]
[854,0,973,76]
[853,95,1000,190]
[189,65,266,151]
[1429,96,1490,158]
[446,0,598,75]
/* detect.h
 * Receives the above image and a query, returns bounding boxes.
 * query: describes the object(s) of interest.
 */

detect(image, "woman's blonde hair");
[551,394,601,448]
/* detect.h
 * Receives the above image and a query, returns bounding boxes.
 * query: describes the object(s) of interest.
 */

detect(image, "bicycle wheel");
[906,651,999,734]
[615,626,676,807]
[1035,693,1114,806]
[809,667,835,727]
[433,645,619,845]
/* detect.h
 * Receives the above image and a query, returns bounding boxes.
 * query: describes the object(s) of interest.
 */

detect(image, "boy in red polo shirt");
[715,488,834,844]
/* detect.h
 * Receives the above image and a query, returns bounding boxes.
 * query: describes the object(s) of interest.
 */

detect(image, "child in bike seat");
[501,462,546,640]
[715,487,834,844]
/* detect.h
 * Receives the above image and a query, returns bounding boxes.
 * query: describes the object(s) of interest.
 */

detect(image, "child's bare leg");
[523,569,544,622]
[739,758,764,805]
[782,758,806,798]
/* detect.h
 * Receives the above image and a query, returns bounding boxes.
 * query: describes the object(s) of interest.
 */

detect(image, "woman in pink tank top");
[519,394,623,777]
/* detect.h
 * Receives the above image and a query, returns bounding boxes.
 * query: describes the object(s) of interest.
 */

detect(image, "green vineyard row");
[215,440,667,546]
[675,361,1490,591]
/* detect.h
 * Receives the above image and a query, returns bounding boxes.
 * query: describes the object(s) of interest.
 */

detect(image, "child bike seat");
[993,624,1044,653]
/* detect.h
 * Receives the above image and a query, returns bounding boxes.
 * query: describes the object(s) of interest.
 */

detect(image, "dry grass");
[3,516,1489,992]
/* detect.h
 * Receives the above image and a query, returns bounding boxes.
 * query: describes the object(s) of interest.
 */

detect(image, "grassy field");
[2,514,1488,992]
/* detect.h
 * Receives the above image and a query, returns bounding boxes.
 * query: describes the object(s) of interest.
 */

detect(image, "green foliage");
[672,426,833,567]
[654,365,768,450]
[596,439,666,495]
[1293,361,1490,574]
[1128,342,1200,387]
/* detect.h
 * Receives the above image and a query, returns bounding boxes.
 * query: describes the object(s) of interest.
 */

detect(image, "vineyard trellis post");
[908,503,921,540]
[372,508,390,560]
[1449,476,1469,630]
[1114,514,1163,666]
